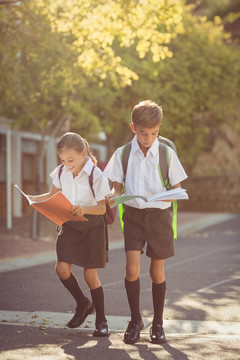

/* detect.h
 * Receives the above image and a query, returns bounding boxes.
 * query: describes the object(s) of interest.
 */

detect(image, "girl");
[29,132,110,337]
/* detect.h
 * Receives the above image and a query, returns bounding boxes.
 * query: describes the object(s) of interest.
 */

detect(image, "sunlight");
[174,292,240,322]
[0,345,74,360]
[77,340,98,349]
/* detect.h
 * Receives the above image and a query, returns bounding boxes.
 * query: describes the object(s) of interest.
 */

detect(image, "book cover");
[15,185,88,226]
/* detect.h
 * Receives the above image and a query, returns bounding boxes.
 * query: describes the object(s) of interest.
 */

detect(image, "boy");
[104,100,187,344]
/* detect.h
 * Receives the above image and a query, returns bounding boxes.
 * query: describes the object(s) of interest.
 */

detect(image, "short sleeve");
[103,147,124,183]
[92,167,111,202]
[50,165,62,189]
[168,148,188,186]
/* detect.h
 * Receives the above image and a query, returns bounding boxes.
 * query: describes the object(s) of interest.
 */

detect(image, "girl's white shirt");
[50,158,110,206]
[103,136,188,210]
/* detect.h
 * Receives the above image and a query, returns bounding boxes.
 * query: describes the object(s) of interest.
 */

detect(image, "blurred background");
[0,0,239,237]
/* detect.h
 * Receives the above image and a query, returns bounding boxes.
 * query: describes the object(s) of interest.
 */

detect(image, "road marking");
[197,276,240,293]
[1,311,240,335]
[1,213,237,274]
[103,245,240,289]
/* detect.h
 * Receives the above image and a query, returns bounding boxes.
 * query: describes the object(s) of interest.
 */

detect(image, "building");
[0,117,107,229]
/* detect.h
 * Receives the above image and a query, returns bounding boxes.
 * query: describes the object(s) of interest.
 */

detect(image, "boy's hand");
[70,205,85,217]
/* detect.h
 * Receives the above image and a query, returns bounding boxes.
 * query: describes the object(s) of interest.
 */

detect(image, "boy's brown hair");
[131,100,163,128]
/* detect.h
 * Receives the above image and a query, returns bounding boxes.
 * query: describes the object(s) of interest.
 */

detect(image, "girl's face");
[58,148,87,177]
[130,123,160,154]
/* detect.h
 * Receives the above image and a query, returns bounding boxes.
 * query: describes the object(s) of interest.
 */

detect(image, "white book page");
[14,184,36,205]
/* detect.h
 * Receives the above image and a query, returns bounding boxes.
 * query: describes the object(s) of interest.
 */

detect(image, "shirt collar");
[82,157,95,176]
[132,136,159,156]
[64,158,94,178]
[149,138,159,156]
[131,136,140,153]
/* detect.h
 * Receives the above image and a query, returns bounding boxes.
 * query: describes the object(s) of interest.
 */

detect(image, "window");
[22,154,35,182]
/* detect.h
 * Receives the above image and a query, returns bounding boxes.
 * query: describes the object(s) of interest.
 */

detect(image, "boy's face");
[130,123,160,152]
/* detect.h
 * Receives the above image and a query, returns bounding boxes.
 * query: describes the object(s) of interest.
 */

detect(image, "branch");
[50,114,68,137]
[0,0,23,4]
[22,106,39,128]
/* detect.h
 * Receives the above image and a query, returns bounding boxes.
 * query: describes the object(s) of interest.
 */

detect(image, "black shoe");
[93,320,110,337]
[124,320,143,344]
[150,324,166,344]
[67,300,95,328]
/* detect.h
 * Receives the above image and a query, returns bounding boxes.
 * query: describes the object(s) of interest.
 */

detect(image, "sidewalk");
[0,211,236,263]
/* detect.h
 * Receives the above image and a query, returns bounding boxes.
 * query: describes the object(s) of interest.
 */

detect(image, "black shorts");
[56,215,108,269]
[122,206,174,260]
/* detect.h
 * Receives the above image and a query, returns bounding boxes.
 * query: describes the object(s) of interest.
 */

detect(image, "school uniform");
[104,136,188,259]
[51,158,110,268]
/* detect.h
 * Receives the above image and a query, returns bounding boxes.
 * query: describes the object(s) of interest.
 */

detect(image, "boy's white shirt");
[103,136,188,210]
[50,158,110,206]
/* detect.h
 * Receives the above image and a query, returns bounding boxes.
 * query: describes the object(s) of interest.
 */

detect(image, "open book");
[110,188,188,208]
[15,185,88,226]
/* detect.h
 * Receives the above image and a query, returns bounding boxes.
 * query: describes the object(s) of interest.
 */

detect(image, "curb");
[1,311,240,336]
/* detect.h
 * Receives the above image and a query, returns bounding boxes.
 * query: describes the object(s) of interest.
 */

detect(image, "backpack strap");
[121,142,132,181]
[158,143,171,190]
[157,143,177,238]
[58,164,64,181]
[119,143,132,232]
[89,166,95,197]
[158,135,177,155]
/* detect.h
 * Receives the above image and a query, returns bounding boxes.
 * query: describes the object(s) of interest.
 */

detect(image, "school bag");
[89,166,117,225]
[119,135,178,239]
[58,164,116,225]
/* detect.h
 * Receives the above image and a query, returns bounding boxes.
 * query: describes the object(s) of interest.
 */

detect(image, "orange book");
[15,185,88,226]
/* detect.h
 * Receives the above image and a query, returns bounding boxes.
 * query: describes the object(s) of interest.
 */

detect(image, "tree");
[82,5,240,167]
[1,0,184,135]
[186,0,240,20]
[0,0,184,237]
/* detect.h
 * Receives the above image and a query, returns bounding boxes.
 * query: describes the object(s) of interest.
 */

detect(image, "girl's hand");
[106,197,116,208]
[106,190,121,207]
[70,205,85,217]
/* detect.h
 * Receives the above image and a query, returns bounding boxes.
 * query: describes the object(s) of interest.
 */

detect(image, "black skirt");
[56,215,108,268]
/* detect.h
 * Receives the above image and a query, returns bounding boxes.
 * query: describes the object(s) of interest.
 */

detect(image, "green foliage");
[0,0,239,170]
[0,3,78,134]
[0,0,183,140]
[101,7,240,166]
[186,0,240,20]
[43,0,183,84]
[158,10,240,165]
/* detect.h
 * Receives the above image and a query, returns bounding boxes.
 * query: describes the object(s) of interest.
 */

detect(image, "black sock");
[152,281,166,325]
[60,273,88,308]
[125,278,142,322]
[90,286,106,324]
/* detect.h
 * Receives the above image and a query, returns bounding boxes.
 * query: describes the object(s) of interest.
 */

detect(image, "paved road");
[0,215,240,359]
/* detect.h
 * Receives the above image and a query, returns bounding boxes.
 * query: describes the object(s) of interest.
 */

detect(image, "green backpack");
[119,135,178,239]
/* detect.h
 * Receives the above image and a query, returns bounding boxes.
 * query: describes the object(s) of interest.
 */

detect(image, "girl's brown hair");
[57,132,97,165]
[131,100,163,128]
